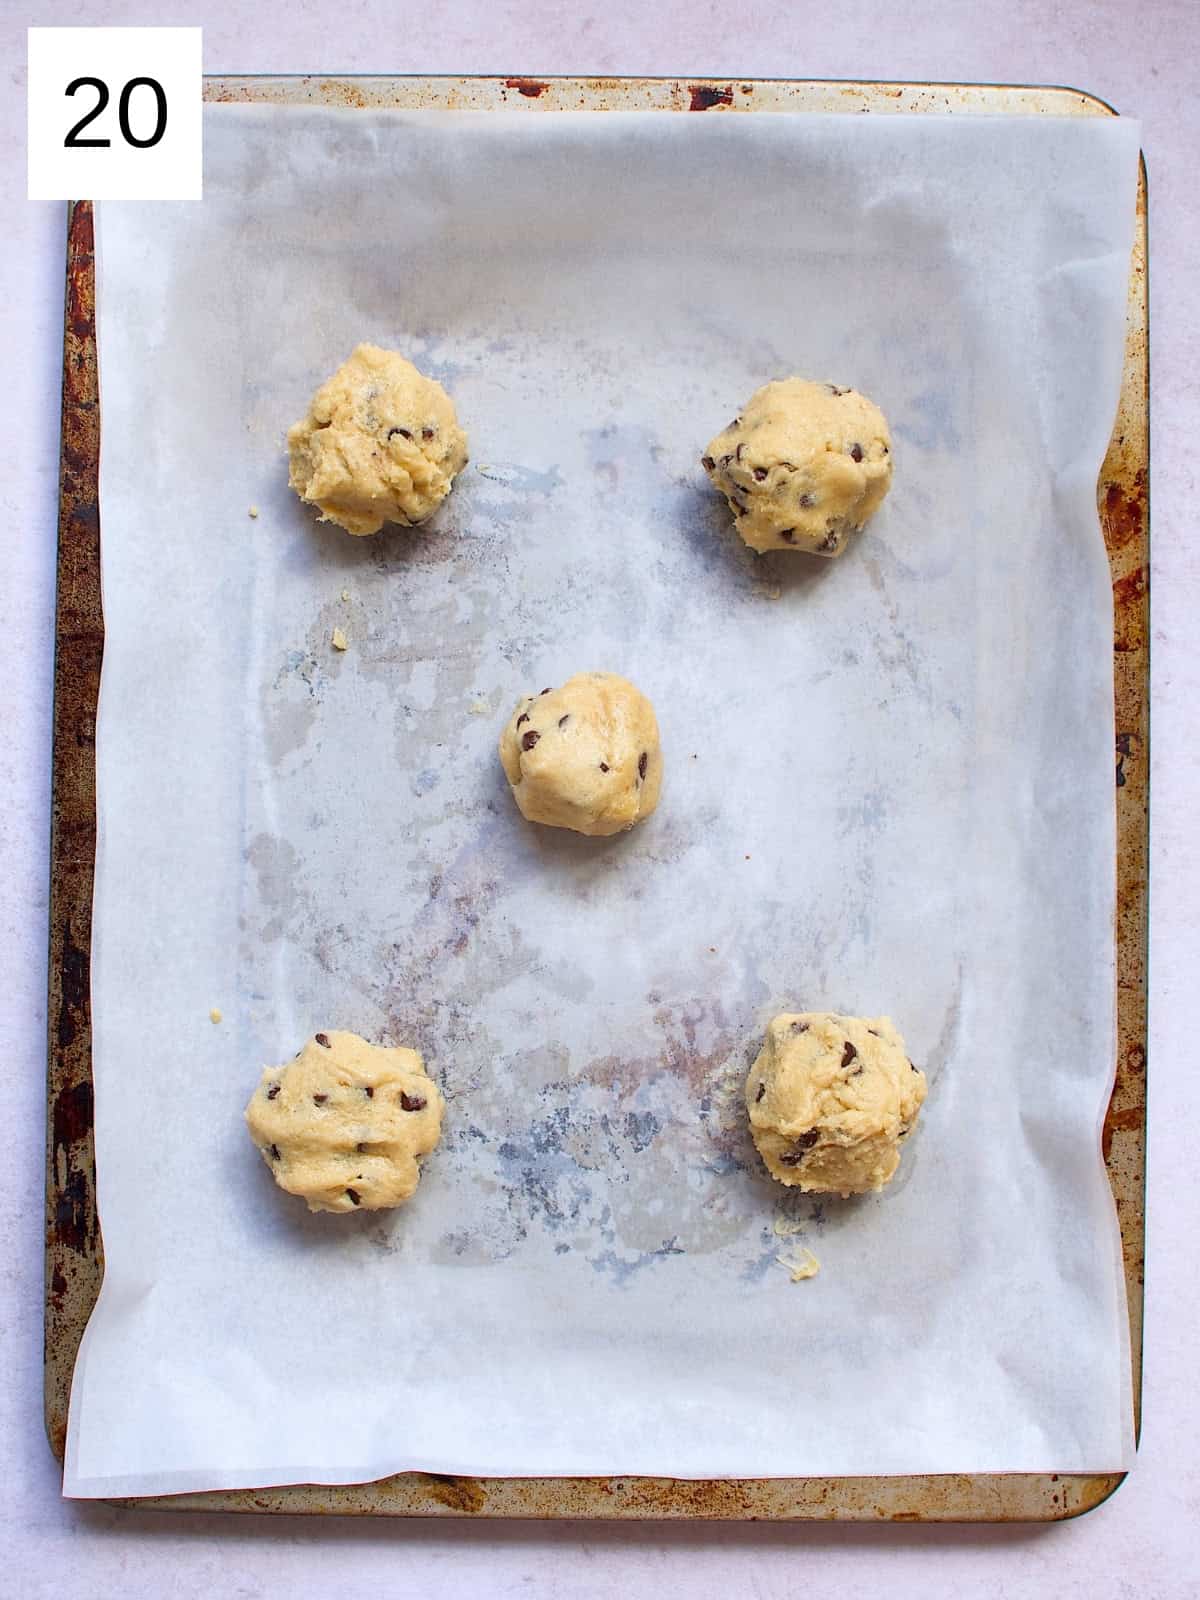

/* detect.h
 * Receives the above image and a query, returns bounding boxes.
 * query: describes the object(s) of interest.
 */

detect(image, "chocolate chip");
[400,1092,427,1112]
[540,687,553,695]
[780,1129,821,1164]
[792,1020,810,1033]
[599,761,610,772]
[720,453,734,467]
[701,455,715,472]
[516,711,529,727]
[910,1060,920,1073]
[867,1028,880,1037]
[754,467,768,481]
[387,427,413,441]
[346,1187,361,1206]
[849,442,863,462]
[882,443,890,455]
[638,751,648,780]
[820,531,839,552]
[266,1083,281,1100]
[315,1032,331,1048]
[779,528,795,543]
[522,729,540,751]
[827,384,847,396]
[842,1041,858,1069]
[363,1085,374,1098]
[313,1093,328,1105]
[558,714,570,729]
[755,1081,766,1103]
[269,1143,281,1161]
[356,1142,368,1153]
[422,426,436,439]
[798,493,816,508]
[733,501,748,516]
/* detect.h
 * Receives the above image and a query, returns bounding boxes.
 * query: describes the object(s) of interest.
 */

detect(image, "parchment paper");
[65,105,1140,1495]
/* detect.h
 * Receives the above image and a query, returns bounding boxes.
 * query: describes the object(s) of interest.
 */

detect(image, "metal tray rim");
[46,74,1149,1524]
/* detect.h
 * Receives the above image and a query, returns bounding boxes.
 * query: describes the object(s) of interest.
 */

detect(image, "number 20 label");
[65,77,169,151]
[28,28,201,200]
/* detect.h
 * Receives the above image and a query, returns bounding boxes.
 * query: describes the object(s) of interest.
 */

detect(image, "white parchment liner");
[65,106,1139,1494]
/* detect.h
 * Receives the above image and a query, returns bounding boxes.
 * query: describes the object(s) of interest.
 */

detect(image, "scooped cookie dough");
[287,344,468,535]
[245,1030,444,1213]
[746,1012,926,1195]
[703,379,892,555]
[499,671,663,837]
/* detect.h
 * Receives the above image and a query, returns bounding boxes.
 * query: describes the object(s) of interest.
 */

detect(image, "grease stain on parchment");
[430,997,770,1280]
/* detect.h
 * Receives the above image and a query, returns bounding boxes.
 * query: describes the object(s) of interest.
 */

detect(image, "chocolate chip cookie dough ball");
[287,343,468,535]
[245,1030,444,1213]
[499,672,663,837]
[703,379,892,555]
[746,1013,926,1195]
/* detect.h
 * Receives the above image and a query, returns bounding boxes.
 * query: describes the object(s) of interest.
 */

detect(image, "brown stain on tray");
[1095,151,1149,1378]
[688,83,734,111]
[318,79,368,108]
[504,77,548,99]
[1111,564,1148,646]
[47,197,105,1466]
[1102,1103,1143,1162]
[1100,470,1146,553]
[418,1473,487,1513]
[47,81,1147,1527]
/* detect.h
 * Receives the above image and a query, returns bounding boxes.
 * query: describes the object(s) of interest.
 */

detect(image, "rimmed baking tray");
[46,75,1148,1521]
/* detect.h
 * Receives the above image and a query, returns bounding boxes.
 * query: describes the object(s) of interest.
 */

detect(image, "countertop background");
[3,2,1197,1595]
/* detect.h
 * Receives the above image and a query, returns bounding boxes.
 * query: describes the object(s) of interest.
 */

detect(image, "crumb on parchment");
[341,589,351,602]
[776,1248,820,1283]
[331,627,348,651]
[248,506,258,519]
[469,699,489,716]
[209,1008,223,1024]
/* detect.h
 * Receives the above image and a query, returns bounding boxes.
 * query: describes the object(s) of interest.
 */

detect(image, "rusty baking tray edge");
[47,76,1148,1523]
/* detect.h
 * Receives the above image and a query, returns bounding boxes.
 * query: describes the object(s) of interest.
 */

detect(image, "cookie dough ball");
[703,379,892,556]
[287,343,468,535]
[746,1012,926,1195]
[245,1030,444,1213]
[499,672,663,837]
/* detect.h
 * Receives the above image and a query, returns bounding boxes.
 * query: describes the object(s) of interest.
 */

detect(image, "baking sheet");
[65,105,1140,1496]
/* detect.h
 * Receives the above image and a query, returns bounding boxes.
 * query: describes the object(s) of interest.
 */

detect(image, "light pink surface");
[3,1,1197,1594]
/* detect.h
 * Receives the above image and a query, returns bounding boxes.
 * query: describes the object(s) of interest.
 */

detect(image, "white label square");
[28,27,202,200]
